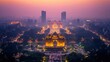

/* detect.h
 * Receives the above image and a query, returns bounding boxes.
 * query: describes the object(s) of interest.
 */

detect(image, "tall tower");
[61,11,66,22]
[41,11,46,22]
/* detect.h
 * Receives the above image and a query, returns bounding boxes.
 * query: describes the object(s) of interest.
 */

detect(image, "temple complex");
[45,32,66,48]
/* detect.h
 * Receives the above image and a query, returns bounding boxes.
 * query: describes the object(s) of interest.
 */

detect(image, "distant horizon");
[0,16,110,21]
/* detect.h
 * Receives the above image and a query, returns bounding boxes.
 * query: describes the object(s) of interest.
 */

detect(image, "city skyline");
[0,0,110,19]
[0,0,110,62]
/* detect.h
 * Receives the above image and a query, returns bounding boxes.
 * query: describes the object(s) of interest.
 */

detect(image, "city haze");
[0,0,110,19]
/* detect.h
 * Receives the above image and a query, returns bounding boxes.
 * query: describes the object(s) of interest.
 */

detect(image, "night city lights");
[0,0,110,62]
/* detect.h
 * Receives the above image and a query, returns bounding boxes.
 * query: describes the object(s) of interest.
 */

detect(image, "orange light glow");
[10,21,20,24]
[45,33,65,48]
[1,0,108,6]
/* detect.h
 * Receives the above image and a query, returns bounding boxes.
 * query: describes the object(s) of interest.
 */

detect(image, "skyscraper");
[41,11,46,22]
[61,11,66,22]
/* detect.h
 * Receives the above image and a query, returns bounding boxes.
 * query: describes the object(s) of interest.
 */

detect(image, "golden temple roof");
[45,32,66,48]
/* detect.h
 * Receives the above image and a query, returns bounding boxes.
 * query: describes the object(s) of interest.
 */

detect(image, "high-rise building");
[41,11,46,22]
[61,11,66,22]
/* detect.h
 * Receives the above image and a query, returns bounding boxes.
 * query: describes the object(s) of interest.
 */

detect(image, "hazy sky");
[0,0,110,19]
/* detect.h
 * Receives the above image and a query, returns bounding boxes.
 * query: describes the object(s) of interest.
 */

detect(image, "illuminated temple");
[48,21,63,34]
[45,32,66,48]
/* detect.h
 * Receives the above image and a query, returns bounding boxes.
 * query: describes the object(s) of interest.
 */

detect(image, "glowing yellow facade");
[45,32,65,48]
[48,21,63,34]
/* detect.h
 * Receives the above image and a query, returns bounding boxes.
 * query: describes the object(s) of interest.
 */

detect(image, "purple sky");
[0,0,110,20]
